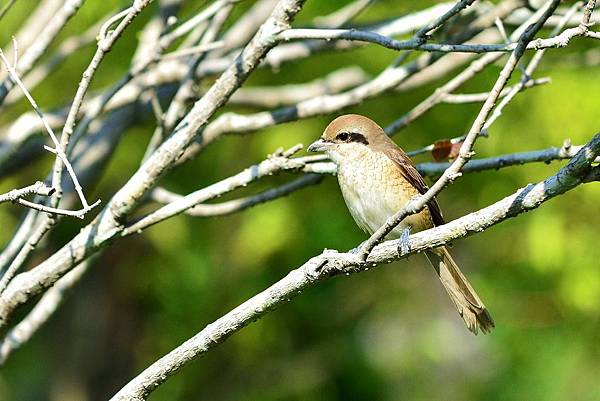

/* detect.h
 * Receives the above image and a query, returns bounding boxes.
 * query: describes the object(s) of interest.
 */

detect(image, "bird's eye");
[336,131,350,141]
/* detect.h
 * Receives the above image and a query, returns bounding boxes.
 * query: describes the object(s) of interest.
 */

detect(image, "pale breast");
[336,151,434,239]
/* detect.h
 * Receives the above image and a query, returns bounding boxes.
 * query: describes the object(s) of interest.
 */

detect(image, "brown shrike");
[308,114,494,335]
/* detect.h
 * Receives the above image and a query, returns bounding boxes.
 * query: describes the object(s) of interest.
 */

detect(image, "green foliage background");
[1,1,599,400]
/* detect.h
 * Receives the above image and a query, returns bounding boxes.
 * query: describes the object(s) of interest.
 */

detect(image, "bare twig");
[126,145,307,234]
[8,199,96,219]
[0,46,99,215]
[151,174,322,217]
[0,0,84,105]
[277,22,596,54]
[300,140,597,177]
[0,181,54,203]
[3,19,102,107]
[414,0,477,38]
[150,3,235,151]
[441,77,550,103]
[53,1,153,205]
[386,4,571,134]
[481,1,585,134]
[161,0,238,45]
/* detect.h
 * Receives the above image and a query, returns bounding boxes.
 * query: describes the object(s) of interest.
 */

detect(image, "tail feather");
[424,246,494,335]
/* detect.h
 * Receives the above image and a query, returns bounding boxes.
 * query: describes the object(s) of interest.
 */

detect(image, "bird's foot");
[398,227,411,256]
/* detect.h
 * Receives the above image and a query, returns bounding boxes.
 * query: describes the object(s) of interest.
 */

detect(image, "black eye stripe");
[349,132,369,145]
[335,131,369,144]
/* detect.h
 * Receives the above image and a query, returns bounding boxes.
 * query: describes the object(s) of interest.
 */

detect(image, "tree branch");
[300,140,596,177]
[151,174,322,217]
[109,131,600,401]
[0,181,54,203]
[277,20,596,54]
[0,0,84,105]
[125,145,308,234]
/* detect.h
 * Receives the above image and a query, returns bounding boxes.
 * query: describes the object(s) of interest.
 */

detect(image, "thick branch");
[109,131,600,401]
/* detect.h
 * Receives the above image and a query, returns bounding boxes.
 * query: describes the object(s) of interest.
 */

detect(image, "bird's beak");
[307,138,330,153]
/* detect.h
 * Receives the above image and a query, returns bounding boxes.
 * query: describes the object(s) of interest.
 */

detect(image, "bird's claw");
[398,227,411,256]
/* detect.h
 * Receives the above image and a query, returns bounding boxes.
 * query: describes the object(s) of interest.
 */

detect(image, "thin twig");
[482,1,585,134]
[125,145,307,234]
[0,182,54,203]
[151,174,322,217]
[414,0,477,38]
[0,0,84,105]
[161,0,238,44]
[277,22,595,54]
[300,140,595,177]
[384,3,564,134]
[441,77,550,103]
[0,46,99,215]
[53,1,153,205]
[152,3,235,150]
[227,66,369,108]
[11,199,95,219]
[3,18,102,107]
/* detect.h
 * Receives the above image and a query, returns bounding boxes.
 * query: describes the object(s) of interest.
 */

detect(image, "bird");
[308,114,494,335]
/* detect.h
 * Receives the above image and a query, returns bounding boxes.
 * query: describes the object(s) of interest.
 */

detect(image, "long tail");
[424,246,495,335]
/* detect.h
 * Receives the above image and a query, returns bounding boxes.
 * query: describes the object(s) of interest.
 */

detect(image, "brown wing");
[373,136,445,226]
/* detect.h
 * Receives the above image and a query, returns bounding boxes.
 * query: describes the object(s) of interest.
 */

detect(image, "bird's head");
[307,114,384,164]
